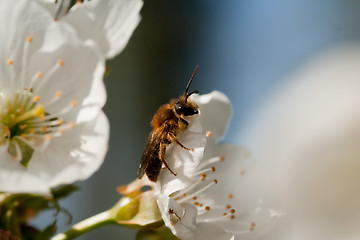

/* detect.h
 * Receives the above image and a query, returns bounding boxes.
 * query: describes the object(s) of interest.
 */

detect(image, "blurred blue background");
[39,0,360,239]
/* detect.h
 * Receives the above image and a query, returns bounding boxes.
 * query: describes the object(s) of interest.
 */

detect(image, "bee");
[138,66,200,182]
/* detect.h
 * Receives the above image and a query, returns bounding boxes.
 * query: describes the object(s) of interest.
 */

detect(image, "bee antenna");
[185,65,199,95]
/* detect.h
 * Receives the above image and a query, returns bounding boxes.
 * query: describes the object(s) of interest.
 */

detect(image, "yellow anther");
[68,122,75,129]
[45,134,52,141]
[57,119,63,125]
[33,95,40,102]
[250,222,255,231]
[26,36,33,43]
[70,100,77,107]
[13,105,44,125]
[55,91,62,98]
[7,59,13,65]
[57,59,64,66]
[37,71,43,78]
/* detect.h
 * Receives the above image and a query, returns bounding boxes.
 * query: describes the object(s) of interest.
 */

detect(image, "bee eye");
[175,101,198,116]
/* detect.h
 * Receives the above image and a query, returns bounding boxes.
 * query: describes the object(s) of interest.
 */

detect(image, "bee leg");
[159,141,177,176]
[168,132,194,151]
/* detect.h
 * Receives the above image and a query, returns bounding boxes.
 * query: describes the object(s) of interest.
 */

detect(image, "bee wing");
[138,131,160,179]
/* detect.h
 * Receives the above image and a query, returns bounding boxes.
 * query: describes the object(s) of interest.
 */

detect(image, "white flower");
[155,91,279,240]
[37,0,143,59]
[0,0,108,194]
[241,44,360,240]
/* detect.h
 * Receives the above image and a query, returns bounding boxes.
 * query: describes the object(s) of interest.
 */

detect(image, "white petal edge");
[63,0,143,59]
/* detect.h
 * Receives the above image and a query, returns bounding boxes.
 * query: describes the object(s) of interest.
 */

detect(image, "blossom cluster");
[0,0,142,194]
[0,1,279,239]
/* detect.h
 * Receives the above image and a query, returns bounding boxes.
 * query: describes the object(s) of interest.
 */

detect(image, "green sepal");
[51,185,79,200]
[136,226,178,240]
[7,138,34,168]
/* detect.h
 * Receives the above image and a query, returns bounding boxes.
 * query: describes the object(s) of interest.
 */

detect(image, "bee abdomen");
[145,158,162,182]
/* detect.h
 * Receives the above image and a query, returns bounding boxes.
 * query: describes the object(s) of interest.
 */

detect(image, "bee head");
[175,65,199,116]
[175,97,199,116]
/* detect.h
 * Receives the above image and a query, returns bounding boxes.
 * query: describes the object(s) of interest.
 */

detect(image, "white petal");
[0,112,109,194]
[0,0,108,193]
[242,44,360,239]
[29,22,106,121]
[63,0,143,59]
[191,91,232,141]
[157,115,206,196]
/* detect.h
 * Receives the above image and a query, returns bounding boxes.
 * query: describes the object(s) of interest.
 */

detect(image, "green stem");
[51,210,115,240]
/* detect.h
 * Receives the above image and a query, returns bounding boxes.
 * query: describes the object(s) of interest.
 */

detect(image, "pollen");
[45,134,52,141]
[219,156,225,162]
[206,131,212,138]
[230,209,235,214]
[57,119,64,125]
[201,173,207,180]
[205,206,210,211]
[33,95,40,102]
[42,126,48,132]
[211,166,216,172]
[228,194,233,199]
[226,204,231,209]
[250,222,256,231]
[7,59,13,65]
[26,36,33,43]
[192,196,197,200]
[39,114,45,120]
[230,215,235,220]
[70,100,77,107]
[55,91,62,98]
[36,71,43,78]
[68,122,75,129]
[57,59,64,66]
[19,124,26,130]
[76,0,82,4]
[59,128,65,134]
[213,179,218,184]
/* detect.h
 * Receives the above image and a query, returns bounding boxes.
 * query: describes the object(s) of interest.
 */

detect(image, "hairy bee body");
[138,66,200,182]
